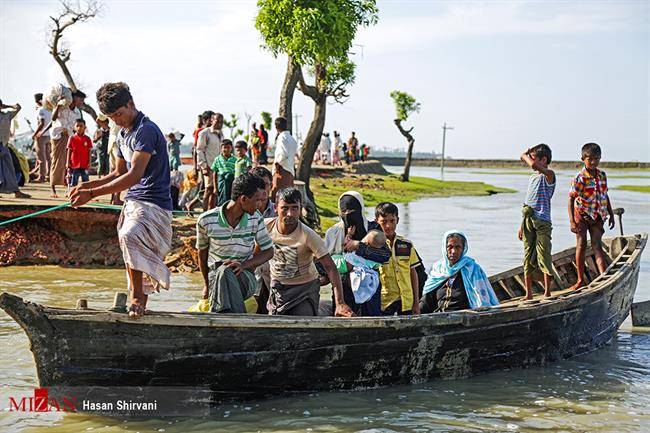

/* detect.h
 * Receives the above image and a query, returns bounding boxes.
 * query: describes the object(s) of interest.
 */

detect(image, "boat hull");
[0,234,645,401]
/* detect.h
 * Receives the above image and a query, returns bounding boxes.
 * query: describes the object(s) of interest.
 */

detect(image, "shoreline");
[375,157,650,170]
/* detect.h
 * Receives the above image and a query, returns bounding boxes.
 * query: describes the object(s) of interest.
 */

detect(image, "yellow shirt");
[379,235,420,311]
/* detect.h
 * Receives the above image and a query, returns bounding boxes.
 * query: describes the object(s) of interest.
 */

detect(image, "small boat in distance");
[0,234,645,403]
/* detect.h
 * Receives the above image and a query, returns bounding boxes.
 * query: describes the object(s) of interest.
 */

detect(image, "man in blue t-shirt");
[70,82,173,317]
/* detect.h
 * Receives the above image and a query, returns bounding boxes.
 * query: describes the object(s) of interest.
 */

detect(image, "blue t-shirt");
[117,111,172,210]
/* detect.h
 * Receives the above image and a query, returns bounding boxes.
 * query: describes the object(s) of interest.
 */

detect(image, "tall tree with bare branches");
[390,90,420,182]
[48,0,103,119]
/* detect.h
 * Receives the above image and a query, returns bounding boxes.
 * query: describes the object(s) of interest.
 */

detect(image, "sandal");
[128,302,146,317]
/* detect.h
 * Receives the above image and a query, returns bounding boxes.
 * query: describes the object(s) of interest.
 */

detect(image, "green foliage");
[260,111,273,129]
[390,90,420,121]
[617,185,650,193]
[255,0,378,96]
[223,113,242,140]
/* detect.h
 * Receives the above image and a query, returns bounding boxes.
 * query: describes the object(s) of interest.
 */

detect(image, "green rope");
[0,203,71,227]
[85,202,201,217]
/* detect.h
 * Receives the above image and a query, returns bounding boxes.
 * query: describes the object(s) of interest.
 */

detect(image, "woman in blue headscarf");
[420,230,499,313]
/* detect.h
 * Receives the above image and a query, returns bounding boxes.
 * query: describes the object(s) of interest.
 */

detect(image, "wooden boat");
[0,234,645,402]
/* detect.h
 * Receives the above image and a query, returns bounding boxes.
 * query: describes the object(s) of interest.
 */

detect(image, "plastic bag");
[188,299,210,312]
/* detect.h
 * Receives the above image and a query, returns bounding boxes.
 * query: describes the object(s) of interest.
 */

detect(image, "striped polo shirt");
[196,203,273,266]
[524,172,555,222]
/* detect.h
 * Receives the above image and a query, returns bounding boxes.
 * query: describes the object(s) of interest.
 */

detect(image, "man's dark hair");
[202,110,215,123]
[221,138,233,147]
[582,142,601,158]
[96,82,132,114]
[447,233,466,248]
[251,166,272,182]
[34,93,43,104]
[71,89,86,99]
[375,202,399,218]
[531,143,552,164]
[231,173,266,201]
[235,140,247,149]
[276,187,302,206]
[274,116,287,131]
[75,118,86,125]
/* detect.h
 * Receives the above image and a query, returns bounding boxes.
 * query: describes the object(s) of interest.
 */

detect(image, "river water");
[0,167,648,432]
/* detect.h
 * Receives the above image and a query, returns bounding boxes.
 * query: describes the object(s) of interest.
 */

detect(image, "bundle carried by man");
[43,84,73,111]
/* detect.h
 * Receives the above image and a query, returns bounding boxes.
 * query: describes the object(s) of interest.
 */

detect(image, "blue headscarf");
[422,230,499,309]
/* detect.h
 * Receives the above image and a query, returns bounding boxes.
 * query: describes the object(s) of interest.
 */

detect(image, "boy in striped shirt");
[196,173,274,313]
[518,144,556,299]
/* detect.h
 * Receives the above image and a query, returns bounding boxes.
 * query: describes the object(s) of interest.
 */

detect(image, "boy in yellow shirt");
[375,202,422,315]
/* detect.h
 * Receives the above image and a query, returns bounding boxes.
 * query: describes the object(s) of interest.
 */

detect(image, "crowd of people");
[315,130,369,166]
[3,81,615,321]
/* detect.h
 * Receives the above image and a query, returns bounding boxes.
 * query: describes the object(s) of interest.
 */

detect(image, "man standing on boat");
[70,82,173,317]
[196,173,274,313]
[266,187,353,317]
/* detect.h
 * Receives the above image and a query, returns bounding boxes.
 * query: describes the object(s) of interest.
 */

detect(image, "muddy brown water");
[0,167,648,432]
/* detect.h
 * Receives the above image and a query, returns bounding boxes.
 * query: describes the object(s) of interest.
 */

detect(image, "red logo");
[9,388,77,412]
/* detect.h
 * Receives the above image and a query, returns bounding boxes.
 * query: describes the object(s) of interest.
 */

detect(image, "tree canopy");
[390,90,420,122]
[255,0,378,98]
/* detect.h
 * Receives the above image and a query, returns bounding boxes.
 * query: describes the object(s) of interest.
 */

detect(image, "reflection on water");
[1,167,649,432]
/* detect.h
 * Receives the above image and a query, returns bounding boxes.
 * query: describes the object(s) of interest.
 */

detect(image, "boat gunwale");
[1,234,646,331]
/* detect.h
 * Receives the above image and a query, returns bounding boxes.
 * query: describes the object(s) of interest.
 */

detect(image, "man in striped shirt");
[196,173,273,313]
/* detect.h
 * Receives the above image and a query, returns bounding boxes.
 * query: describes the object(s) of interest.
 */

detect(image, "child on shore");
[66,119,93,187]
[568,142,615,290]
[518,144,556,299]
[211,138,236,207]
[374,202,422,315]
[234,140,253,178]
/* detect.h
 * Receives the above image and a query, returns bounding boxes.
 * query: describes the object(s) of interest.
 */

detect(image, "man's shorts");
[202,168,214,188]
[575,212,605,236]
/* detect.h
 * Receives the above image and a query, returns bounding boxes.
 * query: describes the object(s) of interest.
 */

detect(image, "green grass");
[617,185,650,193]
[608,174,650,179]
[312,174,515,231]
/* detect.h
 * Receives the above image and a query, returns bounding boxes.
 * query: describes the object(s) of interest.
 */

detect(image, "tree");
[256,0,378,196]
[48,0,103,119]
[260,111,272,130]
[390,90,421,182]
[223,113,244,140]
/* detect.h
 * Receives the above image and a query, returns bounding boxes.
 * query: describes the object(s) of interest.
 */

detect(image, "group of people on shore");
[315,131,369,166]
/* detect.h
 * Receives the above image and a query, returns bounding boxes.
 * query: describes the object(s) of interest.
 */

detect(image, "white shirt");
[51,106,81,140]
[196,127,223,170]
[273,130,298,176]
[319,135,331,154]
[36,106,52,138]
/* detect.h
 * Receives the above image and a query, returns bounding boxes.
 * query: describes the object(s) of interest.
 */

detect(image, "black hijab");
[339,194,367,241]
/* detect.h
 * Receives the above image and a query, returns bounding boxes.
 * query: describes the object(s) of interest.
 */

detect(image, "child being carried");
[332,230,387,305]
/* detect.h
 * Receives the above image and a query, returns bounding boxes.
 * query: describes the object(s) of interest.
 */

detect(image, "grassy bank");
[617,185,650,193]
[312,173,515,231]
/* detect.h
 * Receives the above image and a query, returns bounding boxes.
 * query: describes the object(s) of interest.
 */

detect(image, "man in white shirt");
[271,116,298,200]
[42,89,85,197]
[319,133,331,164]
[31,93,52,182]
[196,112,224,210]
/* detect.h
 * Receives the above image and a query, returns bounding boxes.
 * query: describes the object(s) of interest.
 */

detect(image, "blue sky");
[1,0,648,161]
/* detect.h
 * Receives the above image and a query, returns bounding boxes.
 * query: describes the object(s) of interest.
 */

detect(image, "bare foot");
[14,191,31,198]
[50,193,58,198]
[523,294,534,301]
[568,280,585,291]
[128,301,146,317]
[544,291,552,298]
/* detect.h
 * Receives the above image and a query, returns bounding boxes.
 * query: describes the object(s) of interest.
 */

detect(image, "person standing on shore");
[31,93,51,183]
[271,116,297,201]
[70,82,173,318]
[0,100,30,198]
[258,123,269,164]
[332,131,342,166]
[66,119,93,187]
[196,112,223,210]
[93,114,110,178]
[47,89,86,198]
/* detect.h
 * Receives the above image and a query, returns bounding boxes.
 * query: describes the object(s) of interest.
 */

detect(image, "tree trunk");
[394,119,415,182]
[279,57,301,134]
[296,94,327,198]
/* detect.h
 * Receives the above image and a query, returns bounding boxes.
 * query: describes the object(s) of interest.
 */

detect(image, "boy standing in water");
[568,142,615,290]
[518,144,556,299]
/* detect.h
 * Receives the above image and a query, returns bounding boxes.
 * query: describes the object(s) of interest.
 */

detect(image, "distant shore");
[375,157,650,170]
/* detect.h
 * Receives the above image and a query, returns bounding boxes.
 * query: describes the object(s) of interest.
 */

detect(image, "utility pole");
[440,122,454,180]
[293,113,303,141]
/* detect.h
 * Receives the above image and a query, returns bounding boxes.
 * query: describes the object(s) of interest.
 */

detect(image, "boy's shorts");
[522,206,553,278]
[574,212,605,236]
